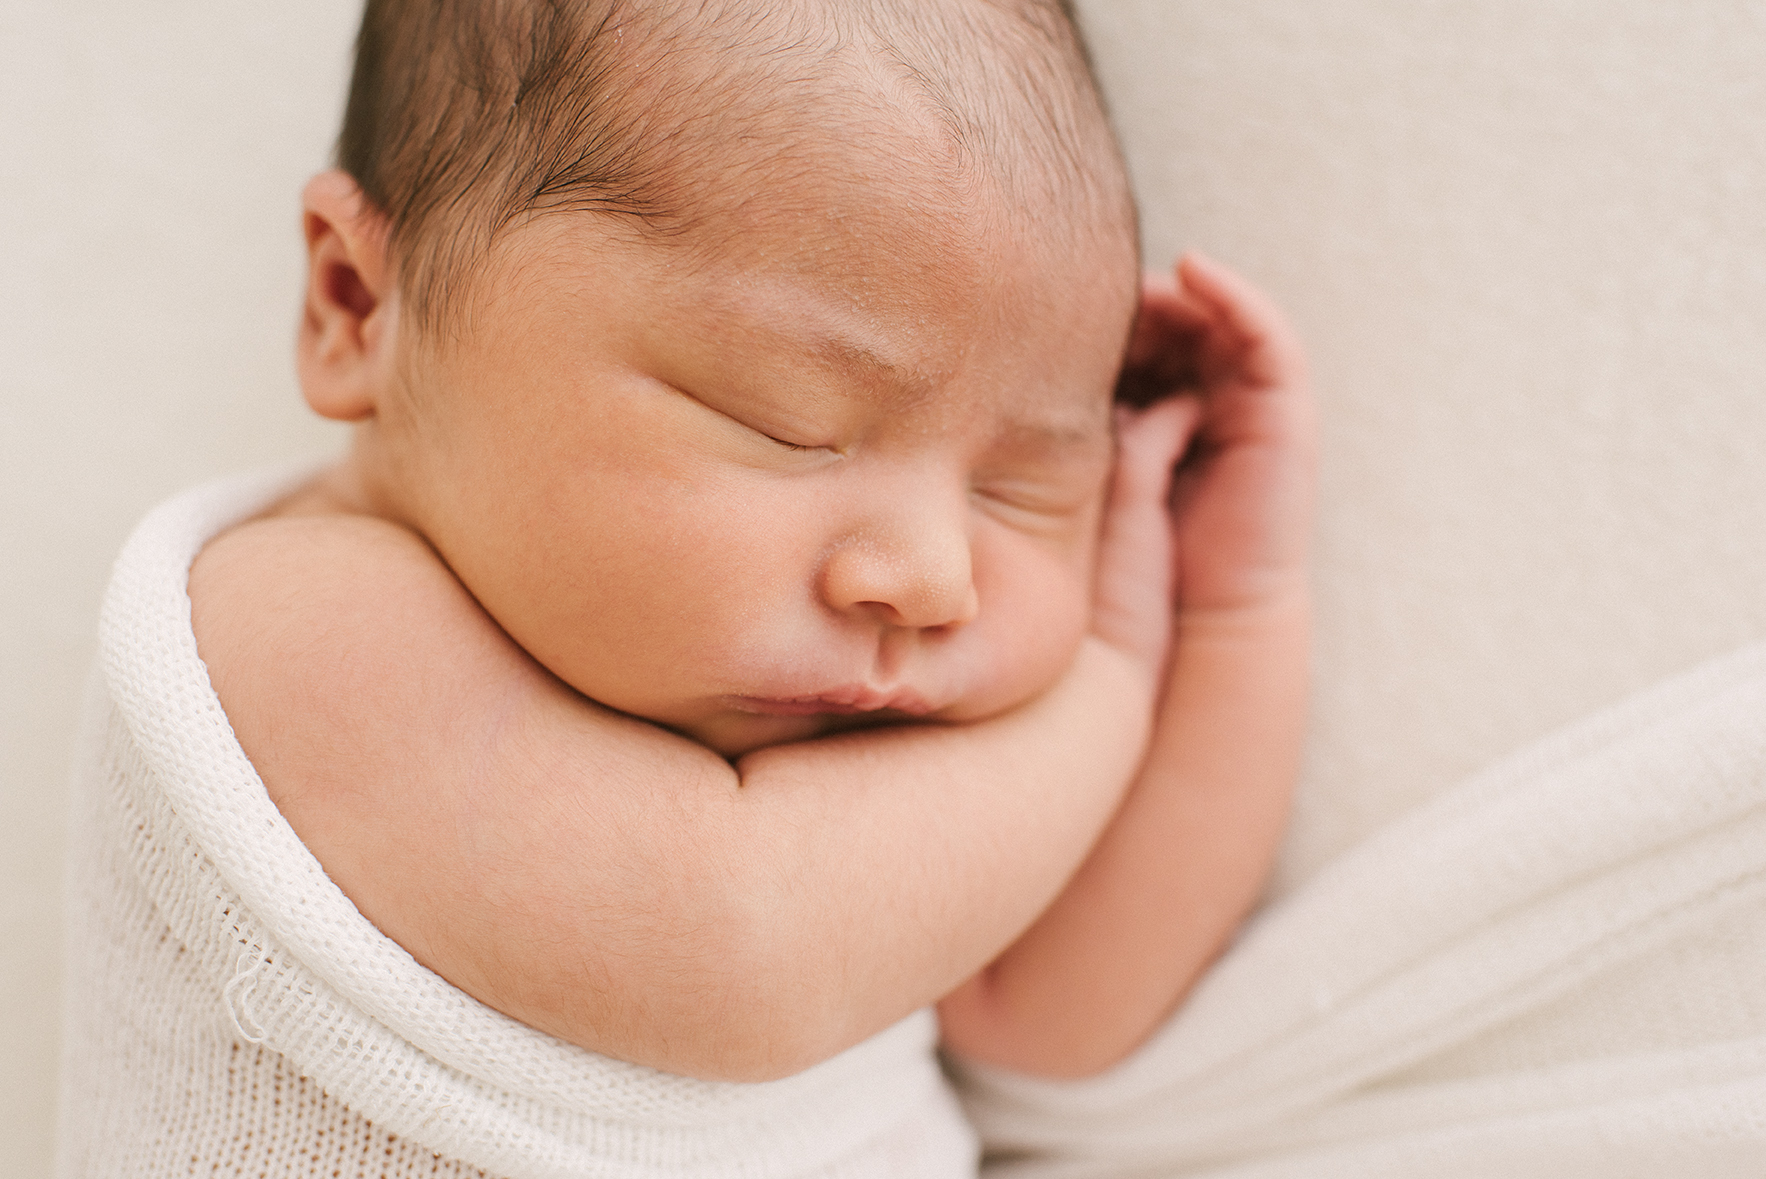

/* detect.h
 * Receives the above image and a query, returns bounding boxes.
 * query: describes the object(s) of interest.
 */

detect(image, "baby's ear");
[297,170,398,422]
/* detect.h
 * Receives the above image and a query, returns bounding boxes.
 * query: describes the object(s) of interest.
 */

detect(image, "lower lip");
[723,693,933,718]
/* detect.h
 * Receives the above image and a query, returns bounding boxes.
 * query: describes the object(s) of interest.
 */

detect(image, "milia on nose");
[820,489,980,631]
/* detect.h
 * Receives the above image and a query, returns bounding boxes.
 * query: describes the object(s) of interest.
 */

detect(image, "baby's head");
[300,0,1139,754]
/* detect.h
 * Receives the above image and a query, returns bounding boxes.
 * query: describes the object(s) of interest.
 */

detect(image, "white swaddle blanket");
[56,468,978,1179]
[59,468,1766,1177]
[957,638,1766,1176]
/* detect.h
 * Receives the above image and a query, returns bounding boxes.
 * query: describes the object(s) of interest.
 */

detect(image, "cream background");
[1084,1,1766,893]
[3,5,357,1173]
[5,3,1764,1175]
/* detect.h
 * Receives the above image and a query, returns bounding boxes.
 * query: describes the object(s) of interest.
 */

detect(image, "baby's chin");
[681,709,925,760]
[682,712,825,759]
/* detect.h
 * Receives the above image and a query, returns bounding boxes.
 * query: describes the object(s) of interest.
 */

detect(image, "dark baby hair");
[337,0,1132,335]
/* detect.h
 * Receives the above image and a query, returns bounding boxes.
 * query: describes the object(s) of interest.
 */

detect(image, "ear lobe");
[297,170,398,422]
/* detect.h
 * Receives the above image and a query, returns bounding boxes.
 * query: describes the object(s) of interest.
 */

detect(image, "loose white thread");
[223,944,270,1045]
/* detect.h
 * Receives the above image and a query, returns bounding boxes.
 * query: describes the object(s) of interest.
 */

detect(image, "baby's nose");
[822,491,979,631]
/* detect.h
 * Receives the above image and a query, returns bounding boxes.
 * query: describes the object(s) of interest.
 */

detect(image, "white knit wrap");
[56,468,978,1179]
[955,634,1766,1177]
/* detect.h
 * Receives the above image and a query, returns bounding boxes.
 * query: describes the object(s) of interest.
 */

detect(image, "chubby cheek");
[527,464,829,712]
[944,527,1094,719]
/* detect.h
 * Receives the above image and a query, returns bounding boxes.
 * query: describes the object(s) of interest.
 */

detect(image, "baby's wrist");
[1176,570,1311,631]
[1167,588,1311,681]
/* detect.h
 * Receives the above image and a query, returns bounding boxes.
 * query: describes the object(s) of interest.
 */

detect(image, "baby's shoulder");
[192,490,515,642]
[189,504,542,799]
[191,508,453,628]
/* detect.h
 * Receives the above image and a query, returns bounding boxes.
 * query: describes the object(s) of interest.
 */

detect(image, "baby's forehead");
[360,0,1134,339]
[633,155,1136,387]
[657,77,1137,323]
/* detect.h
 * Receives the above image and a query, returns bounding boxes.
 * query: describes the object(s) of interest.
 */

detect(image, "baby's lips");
[724,686,935,717]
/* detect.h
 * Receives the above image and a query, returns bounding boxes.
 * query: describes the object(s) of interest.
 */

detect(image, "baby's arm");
[938,255,1315,1077]
[190,515,1158,1083]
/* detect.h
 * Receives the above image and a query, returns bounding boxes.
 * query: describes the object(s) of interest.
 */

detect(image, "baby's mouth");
[721,686,936,718]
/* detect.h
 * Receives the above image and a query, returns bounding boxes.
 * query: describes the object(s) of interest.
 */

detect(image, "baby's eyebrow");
[811,333,931,393]
[807,333,1112,454]
[996,418,1111,454]
[758,306,1112,447]
[791,329,961,417]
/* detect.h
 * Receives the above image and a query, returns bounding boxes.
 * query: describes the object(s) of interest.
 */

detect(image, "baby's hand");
[1119,254,1316,616]
[939,257,1313,1077]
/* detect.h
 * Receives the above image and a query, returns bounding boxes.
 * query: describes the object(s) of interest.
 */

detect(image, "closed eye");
[749,422,835,455]
[664,379,836,458]
[977,482,1088,513]
[971,479,1101,536]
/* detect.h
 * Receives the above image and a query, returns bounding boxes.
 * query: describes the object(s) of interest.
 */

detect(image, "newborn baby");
[189,0,1313,1095]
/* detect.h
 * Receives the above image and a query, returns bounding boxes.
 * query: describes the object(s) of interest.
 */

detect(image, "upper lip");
[724,686,936,717]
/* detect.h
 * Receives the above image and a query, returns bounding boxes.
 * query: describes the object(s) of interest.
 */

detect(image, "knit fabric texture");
[57,468,979,1179]
[953,639,1766,1176]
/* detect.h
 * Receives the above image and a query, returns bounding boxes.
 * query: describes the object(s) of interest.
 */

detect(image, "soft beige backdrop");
[1085,3,1766,893]
[3,5,356,1173]
[6,3,1765,1175]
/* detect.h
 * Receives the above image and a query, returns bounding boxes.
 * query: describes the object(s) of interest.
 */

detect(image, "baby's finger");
[1116,396,1203,491]
[1092,398,1202,663]
[1176,253,1309,389]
